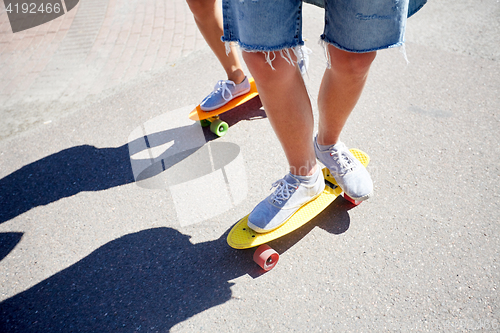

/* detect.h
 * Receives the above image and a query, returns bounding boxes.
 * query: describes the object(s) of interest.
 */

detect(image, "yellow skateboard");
[188,77,259,137]
[227,149,370,271]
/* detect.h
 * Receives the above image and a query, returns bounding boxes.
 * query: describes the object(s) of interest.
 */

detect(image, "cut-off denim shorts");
[222,0,426,61]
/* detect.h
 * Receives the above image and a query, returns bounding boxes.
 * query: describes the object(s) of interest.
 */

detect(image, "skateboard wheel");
[253,245,279,271]
[344,194,362,206]
[210,119,228,137]
[200,119,211,127]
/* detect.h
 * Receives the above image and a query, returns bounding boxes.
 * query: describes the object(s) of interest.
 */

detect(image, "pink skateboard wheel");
[344,194,362,206]
[253,245,279,271]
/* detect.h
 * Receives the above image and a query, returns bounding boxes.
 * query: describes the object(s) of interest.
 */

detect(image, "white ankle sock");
[293,167,320,184]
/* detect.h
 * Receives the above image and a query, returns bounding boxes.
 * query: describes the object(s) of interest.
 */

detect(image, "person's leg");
[244,44,376,203]
[222,0,324,232]
[242,50,325,233]
[316,45,376,146]
[243,51,317,177]
[317,0,412,144]
[312,44,376,201]
[186,0,245,84]
[244,45,376,176]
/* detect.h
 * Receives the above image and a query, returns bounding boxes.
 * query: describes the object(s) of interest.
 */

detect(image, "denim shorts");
[222,0,426,54]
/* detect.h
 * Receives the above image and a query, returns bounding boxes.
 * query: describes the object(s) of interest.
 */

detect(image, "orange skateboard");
[188,77,259,137]
[227,149,370,271]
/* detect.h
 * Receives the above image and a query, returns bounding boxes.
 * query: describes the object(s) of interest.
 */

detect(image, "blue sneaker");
[200,77,251,111]
[314,136,373,201]
[247,167,324,233]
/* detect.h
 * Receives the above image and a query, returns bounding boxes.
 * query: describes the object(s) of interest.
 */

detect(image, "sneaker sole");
[247,191,323,234]
[345,190,373,202]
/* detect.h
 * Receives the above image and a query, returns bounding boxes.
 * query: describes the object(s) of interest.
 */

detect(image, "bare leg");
[242,51,317,177]
[187,0,245,84]
[243,45,376,177]
[317,45,376,146]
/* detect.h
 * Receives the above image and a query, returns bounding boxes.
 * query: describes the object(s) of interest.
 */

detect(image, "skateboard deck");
[227,149,370,270]
[189,77,258,121]
[188,77,259,136]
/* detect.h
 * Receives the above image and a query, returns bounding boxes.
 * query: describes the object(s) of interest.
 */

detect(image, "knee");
[242,52,270,80]
[329,46,376,78]
[243,50,297,83]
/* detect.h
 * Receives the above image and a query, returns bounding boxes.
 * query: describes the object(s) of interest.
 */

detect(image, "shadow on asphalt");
[267,196,353,254]
[0,227,255,332]
[0,198,352,332]
[0,98,265,225]
[0,96,356,332]
[0,143,136,225]
[0,232,23,262]
[0,100,267,284]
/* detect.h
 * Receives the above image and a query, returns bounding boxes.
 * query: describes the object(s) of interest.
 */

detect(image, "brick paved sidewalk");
[0,0,207,138]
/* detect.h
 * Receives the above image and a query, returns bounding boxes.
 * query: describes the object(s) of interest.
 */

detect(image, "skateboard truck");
[199,115,229,137]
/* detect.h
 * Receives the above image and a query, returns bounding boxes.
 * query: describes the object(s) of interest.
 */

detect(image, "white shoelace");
[270,178,298,205]
[330,150,356,176]
[212,80,235,102]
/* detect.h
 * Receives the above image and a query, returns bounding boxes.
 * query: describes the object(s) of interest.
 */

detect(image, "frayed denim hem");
[319,36,408,68]
[222,38,305,70]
